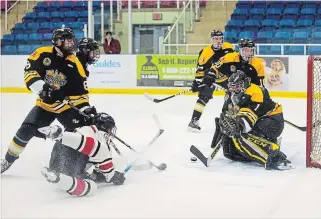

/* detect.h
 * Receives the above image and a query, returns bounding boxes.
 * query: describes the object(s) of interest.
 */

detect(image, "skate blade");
[187,127,201,133]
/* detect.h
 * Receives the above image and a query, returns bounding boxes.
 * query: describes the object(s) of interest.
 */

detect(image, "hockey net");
[307,56,321,168]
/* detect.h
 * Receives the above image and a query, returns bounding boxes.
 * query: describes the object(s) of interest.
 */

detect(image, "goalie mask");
[238,38,255,62]
[228,70,251,102]
[210,30,224,50]
[93,113,116,142]
[78,37,100,64]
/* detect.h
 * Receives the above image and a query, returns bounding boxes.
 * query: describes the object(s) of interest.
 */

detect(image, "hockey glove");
[108,171,126,185]
[219,112,241,138]
[202,70,216,87]
[191,79,203,92]
[83,106,97,118]
[40,83,65,103]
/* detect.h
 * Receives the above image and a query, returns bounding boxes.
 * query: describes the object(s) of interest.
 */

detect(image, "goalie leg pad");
[221,134,252,162]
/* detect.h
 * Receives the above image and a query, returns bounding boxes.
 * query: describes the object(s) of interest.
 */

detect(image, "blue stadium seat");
[248,14,264,21]
[224,31,238,43]
[270,46,281,55]
[37,12,50,22]
[64,11,79,22]
[236,1,252,9]
[74,1,88,11]
[33,2,47,13]
[266,8,282,20]
[1,34,15,46]
[274,31,291,43]
[38,22,53,33]
[2,45,17,55]
[268,2,284,9]
[60,1,74,12]
[286,2,301,9]
[253,1,267,9]
[231,8,248,20]
[283,8,299,15]
[17,45,33,55]
[69,22,84,31]
[26,22,40,32]
[261,19,278,31]
[296,20,313,30]
[42,33,52,44]
[51,11,64,22]
[52,22,66,29]
[11,23,26,34]
[301,2,318,9]
[307,46,321,55]
[285,46,304,55]
[239,31,255,39]
[47,1,60,12]
[256,31,274,43]
[93,1,102,11]
[78,11,88,22]
[225,20,243,32]
[28,33,42,44]
[249,8,264,15]
[314,19,321,28]
[311,32,321,44]
[300,8,316,15]
[292,31,310,44]
[15,34,28,44]
[298,14,314,21]
[243,19,260,32]
[23,12,37,23]
[279,19,295,28]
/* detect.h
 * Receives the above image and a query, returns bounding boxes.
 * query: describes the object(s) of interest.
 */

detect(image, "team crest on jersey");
[45,70,67,89]
[230,65,236,73]
[43,57,51,66]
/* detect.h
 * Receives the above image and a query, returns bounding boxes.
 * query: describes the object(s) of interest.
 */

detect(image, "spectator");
[103,31,121,54]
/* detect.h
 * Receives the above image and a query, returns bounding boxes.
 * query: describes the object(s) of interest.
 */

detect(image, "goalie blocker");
[219,70,291,170]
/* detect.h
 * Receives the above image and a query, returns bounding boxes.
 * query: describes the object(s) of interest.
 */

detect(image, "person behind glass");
[103,31,121,54]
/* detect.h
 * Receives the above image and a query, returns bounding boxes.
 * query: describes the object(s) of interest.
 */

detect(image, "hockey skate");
[265,151,293,170]
[188,118,201,132]
[38,125,63,140]
[41,167,60,183]
[1,159,13,174]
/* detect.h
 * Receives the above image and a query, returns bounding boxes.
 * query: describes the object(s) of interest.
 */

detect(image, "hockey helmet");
[52,28,75,55]
[93,113,116,139]
[210,30,224,50]
[78,38,100,64]
[227,70,251,94]
[238,38,255,62]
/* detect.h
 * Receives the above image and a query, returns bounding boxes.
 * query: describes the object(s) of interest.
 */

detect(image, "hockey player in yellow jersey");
[188,30,235,131]
[218,70,291,170]
[1,28,96,174]
[209,38,265,90]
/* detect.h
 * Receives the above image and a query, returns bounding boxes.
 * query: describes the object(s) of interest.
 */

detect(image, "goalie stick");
[144,89,192,103]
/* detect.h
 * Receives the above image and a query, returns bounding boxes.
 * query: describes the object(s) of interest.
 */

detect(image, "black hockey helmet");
[52,28,75,55]
[210,30,224,50]
[228,70,251,94]
[78,37,100,64]
[238,38,255,62]
[93,113,116,139]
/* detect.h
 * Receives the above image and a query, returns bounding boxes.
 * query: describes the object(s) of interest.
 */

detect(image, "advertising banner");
[136,55,198,87]
[88,55,136,88]
[258,56,290,91]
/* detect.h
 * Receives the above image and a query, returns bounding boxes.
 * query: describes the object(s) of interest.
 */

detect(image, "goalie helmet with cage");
[78,38,100,64]
[238,38,255,62]
[210,30,224,50]
[52,28,75,55]
[93,113,116,141]
[228,70,251,94]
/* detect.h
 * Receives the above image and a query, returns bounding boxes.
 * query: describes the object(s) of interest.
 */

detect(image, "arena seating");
[224,1,321,55]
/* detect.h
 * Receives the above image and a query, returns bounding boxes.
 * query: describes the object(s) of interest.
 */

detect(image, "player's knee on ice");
[58,173,97,197]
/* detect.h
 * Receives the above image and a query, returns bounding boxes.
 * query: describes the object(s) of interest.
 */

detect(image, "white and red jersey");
[60,125,115,181]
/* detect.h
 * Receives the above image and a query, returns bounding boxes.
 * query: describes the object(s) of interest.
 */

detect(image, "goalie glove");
[219,112,241,138]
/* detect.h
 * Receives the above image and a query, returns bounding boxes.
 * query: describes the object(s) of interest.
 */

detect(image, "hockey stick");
[284,119,321,132]
[144,88,192,103]
[116,114,166,171]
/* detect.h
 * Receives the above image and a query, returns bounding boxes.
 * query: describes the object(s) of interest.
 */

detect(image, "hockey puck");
[158,163,167,170]
[191,156,198,162]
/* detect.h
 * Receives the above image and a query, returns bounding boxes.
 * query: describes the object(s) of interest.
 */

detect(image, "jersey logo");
[43,57,51,66]
[45,70,67,89]
[230,65,236,73]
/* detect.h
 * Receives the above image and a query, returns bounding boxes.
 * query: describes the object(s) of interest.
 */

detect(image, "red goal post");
[306,56,321,168]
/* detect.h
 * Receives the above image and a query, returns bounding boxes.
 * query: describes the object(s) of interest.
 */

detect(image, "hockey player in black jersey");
[0,29,96,174]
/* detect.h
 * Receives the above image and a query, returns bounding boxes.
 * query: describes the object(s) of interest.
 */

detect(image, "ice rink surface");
[1,93,321,218]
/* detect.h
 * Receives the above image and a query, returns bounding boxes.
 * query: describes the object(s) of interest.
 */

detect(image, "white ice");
[1,93,321,218]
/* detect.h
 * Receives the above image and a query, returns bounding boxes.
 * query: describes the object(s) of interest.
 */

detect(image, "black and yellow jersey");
[24,46,89,113]
[223,84,282,130]
[195,42,235,79]
[210,52,265,89]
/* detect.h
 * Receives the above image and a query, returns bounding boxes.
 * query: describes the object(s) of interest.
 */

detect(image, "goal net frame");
[306,56,321,168]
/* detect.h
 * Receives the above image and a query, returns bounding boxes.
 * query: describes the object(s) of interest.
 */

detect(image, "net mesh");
[310,57,321,166]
